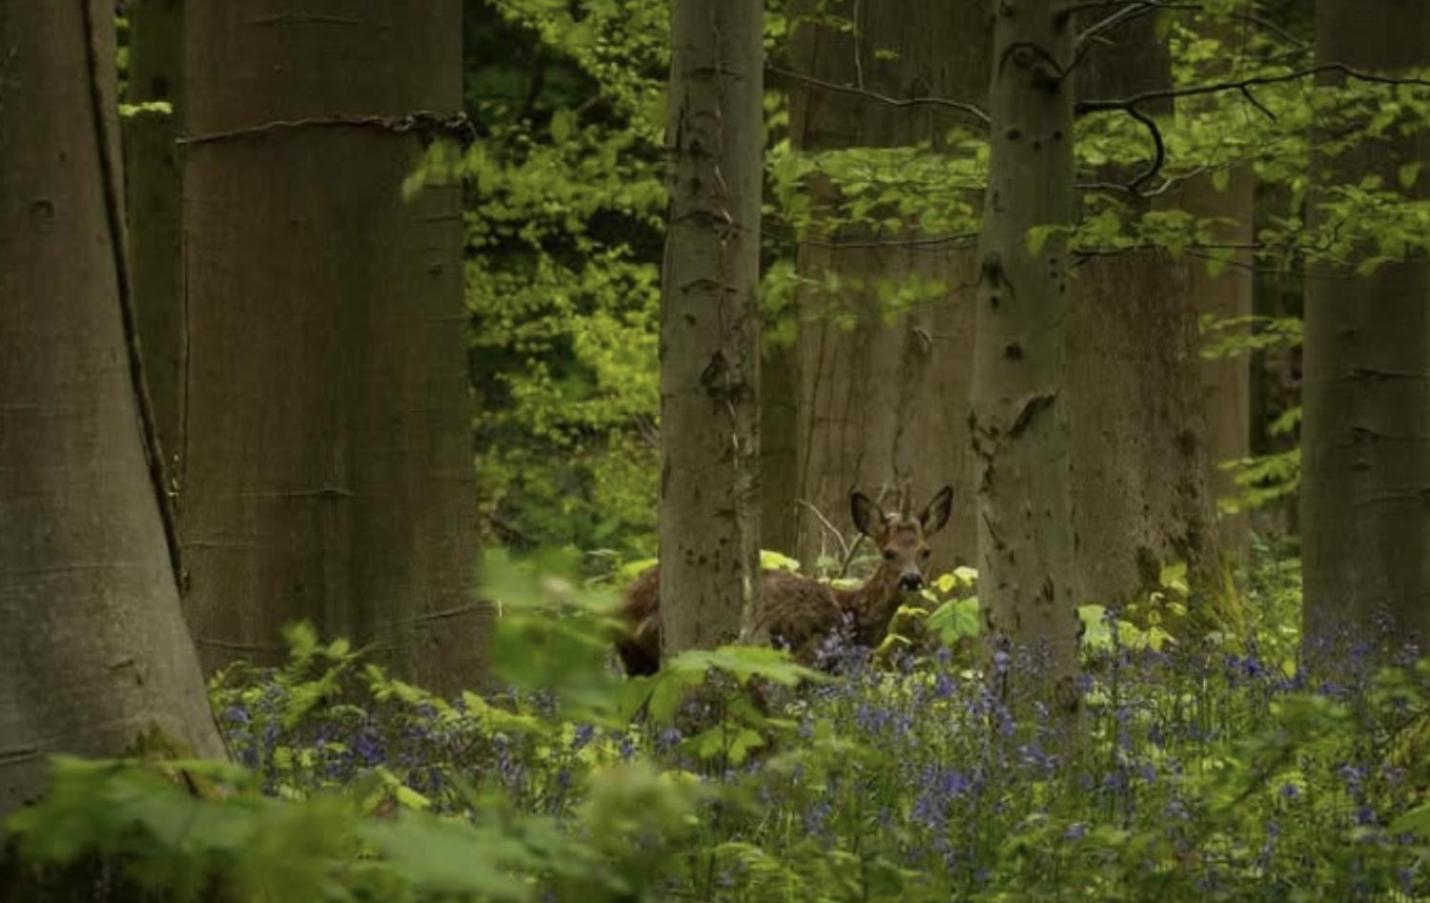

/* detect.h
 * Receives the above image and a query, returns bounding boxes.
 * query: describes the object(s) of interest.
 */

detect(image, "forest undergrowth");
[9,549,1430,902]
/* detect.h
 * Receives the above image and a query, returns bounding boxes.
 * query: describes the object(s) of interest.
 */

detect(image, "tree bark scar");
[1010,391,1057,437]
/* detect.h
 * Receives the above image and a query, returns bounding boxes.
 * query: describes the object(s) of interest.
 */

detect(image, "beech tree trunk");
[761,342,800,556]
[1181,170,1255,559]
[0,0,224,818]
[122,0,185,471]
[1068,18,1218,605]
[788,0,985,574]
[971,0,1079,707]
[181,2,489,693]
[660,0,764,654]
[1302,0,1430,652]
[1182,17,1255,561]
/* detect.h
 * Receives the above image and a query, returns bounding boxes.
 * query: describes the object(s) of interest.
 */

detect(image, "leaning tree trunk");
[787,0,986,574]
[1068,16,1218,606]
[971,0,1079,709]
[122,0,185,471]
[181,3,489,693]
[1302,0,1430,653]
[0,0,225,819]
[659,0,764,655]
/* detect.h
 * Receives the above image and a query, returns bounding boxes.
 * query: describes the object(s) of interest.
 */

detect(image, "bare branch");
[766,62,991,127]
[182,111,477,147]
[1077,1,1198,48]
[798,498,852,562]
[1078,63,1430,115]
[798,232,981,252]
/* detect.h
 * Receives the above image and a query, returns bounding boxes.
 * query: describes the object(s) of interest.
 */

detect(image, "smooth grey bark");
[122,0,185,473]
[761,341,800,556]
[1302,0,1430,652]
[787,0,986,575]
[1182,12,1255,560]
[181,2,489,693]
[660,0,764,654]
[1182,166,1255,560]
[1068,17,1218,605]
[0,0,225,818]
[970,0,1079,708]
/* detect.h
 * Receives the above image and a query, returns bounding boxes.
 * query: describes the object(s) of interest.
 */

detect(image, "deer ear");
[850,492,883,537]
[920,485,954,536]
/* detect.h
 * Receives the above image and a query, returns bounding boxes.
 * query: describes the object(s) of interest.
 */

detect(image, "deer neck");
[835,565,905,649]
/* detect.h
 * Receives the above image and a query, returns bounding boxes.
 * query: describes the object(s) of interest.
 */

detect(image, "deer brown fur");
[616,486,954,675]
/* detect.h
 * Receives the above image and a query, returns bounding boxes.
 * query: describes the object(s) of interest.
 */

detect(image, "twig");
[798,498,851,562]
[766,62,990,127]
[182,111,477,147]
[798,231,980,251]
[1078,63,1430,116]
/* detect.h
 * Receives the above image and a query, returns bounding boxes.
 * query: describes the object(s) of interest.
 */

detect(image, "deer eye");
[883,550,896,561]
[920,548,931,559]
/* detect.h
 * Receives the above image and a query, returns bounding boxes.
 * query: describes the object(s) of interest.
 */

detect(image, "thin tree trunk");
[1182,11,1255,562]
[181,3,489,693]
[660,0,764,654]
[971,0,1079,709]
[761,342,800,556]
[0,0,225,819]
[1068,18,1218,605]
[1302,0,1430,652]
[122,0,185,474]
[1182,167,1255,560]
[787,0,986,574]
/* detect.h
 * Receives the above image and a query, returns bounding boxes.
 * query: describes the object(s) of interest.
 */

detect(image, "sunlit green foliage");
[461,1,1430,556]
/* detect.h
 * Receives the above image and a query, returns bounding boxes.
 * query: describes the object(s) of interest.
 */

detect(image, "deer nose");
[899,573,924,592]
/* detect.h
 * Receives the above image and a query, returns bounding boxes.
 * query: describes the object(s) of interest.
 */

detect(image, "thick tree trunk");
[971,0,1079,707]
[1067,18,1218,606]
[0,0,225,818]
[181,3,489,693]
[788,0,985,575]
[660,0,764,654]
[122,0,185,473]
[1302,0,1430,652]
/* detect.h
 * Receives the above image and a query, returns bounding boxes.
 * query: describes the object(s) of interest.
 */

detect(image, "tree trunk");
[1302,0,1430,652]
[1067,18,1218,606]
[971,0,1079,708]
[761,342,800,556]
[0,0,225,818]
[1179,9,1257,562]
[181,2,489,694]
[659,0,764,654]
[1181,169,1255,559]
[788,0,985,575]
[122,0,185,473]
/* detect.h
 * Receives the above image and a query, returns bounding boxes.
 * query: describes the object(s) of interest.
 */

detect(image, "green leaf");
[1399,162,1422,190]
[1390,802,1430,837]
[760,549,801,571]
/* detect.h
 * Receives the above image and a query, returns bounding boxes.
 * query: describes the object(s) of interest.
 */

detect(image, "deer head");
[850,485,954,592]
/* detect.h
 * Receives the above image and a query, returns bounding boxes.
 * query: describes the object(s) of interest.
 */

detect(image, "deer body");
[616,486,953,675]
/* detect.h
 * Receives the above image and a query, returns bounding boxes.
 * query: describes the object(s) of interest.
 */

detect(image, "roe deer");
[616,485,954,675]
